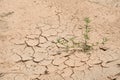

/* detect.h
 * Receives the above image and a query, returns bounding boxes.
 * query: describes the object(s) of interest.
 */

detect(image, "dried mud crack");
[0,0,120,80]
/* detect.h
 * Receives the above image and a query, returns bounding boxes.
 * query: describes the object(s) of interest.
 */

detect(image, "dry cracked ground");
[0,0,120,80]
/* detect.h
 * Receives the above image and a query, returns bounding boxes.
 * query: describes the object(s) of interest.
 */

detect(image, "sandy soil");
[0,0,120,80]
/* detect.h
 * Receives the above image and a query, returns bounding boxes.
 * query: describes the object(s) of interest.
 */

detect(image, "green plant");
[53,18,92,53]
[57,37,69,51]
[53,17,108,53]
[101,37,108,45]
[82,17,92,52]
[54,37,81,52]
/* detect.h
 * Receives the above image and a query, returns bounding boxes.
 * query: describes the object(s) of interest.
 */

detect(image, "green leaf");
[84,34,89,40]
[84,17,91,23]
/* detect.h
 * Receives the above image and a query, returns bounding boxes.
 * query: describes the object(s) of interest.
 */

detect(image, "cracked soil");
[0,0,120,80]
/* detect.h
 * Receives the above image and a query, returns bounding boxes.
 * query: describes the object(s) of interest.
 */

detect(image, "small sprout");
[54,17,108,53]
[69,37,75,43]
[84,33,89,40]
[92,42,99,46]
[82,17,92,52]
[96,42,99,45]
[57,38,68,46]
[84,17,91,24]
[102,37,108,45]
[84,17,90,41]
[82,43,92,52]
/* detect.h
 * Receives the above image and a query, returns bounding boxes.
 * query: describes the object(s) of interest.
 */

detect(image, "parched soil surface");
[0,0,120,80]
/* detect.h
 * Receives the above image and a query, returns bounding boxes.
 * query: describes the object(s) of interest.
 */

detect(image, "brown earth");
[0,0,120,80]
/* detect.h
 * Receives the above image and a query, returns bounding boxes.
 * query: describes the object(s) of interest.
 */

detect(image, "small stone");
[99,46,109,51]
